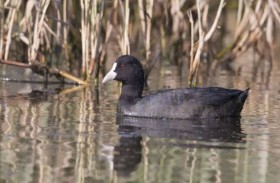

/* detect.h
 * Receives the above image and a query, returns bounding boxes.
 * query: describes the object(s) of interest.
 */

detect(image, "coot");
[102,55,249,119]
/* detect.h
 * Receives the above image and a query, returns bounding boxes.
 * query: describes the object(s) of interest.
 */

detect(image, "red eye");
[120,64,125,69]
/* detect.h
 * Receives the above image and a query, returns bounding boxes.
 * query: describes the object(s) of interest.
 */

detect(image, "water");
[0,57,280,183]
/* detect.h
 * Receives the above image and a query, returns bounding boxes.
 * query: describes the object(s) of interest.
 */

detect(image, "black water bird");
[102,55,249,119]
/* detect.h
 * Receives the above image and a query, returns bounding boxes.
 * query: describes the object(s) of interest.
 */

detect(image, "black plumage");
[102,55,249,119]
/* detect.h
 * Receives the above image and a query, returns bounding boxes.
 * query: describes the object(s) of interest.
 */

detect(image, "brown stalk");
[29,0,51,62]
[204,0,225,41]
[202,1,209,29]
[268,0,280,24]
[234,6,250,40]
[63,0,68,46]
[89,0,105,78]
[236,0,243,26]
[105,0,118,44]
[80,0,89,79]
[145,0,154,61]
[117,0,130,55]
[187,11,194,73]
[138,0,146,34]
[4,0,21,60]
[219,1,277,62]
[0,59,31,68]
[138,0,155,71]
[266,12,274,61]
[123,0,130,54]
[0,0,4,58]
[0,59,88,85]
[170,0,184,34]
[54,0,61,41]
[188,0,205,86]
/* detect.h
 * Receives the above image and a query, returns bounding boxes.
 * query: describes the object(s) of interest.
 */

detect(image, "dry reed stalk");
[54,1,61,41]
[188,0,225,86]
[204,0,224,41]
[105,0,119,44]
[138,0,154,61]
[18,0,35,50]
[202,0,209,28]
[187,11,194,74]
[0,0,89,85]
[0,0,4,59]
[80,0,90,79]
[234,5,250,40]
[63,0,68,44]
[43,21,58,39]
[188,0,205,86]
[58,70,88,85]
[255,0,262,13]
[62,0,69,60]
[19,0,35,31]
[80,0,105,82]
[266,13,273,46]
[4,0,21,60]
[236,0,243,29]
[94,0,116,64]
[0,58,88,84]
[266,11,274,61]
[89,0,105,78]
[29,0,51,62]
[145,0,153,61]
[123,0,130,54]
[220,0,280,62]
[138,0,145,34]
[117,0,130,55]
[124,0,130,54]
[268,0,280,24]
[0,59,32,68]
[170,0,184,34]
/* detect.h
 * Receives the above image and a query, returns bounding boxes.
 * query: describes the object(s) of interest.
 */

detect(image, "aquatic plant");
[0,0,279,85]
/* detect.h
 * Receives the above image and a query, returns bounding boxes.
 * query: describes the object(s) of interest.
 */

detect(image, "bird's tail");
[239,88,249,104]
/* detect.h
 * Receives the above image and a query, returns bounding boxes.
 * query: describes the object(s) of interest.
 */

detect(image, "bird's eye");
[120,64,125,69]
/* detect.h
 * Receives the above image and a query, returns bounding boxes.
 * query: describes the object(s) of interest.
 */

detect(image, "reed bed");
[0,0,279,85]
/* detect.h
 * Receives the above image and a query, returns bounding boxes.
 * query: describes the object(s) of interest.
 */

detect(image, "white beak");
[102,63,117,83]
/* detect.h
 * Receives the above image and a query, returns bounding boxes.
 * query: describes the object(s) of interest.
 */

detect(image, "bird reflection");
[114,116,246,177]
[113,125,142,177]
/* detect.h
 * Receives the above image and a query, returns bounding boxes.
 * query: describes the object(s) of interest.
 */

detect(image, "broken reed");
[0,0,279,85]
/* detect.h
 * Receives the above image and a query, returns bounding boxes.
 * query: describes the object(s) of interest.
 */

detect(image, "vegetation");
[0,0,279,86]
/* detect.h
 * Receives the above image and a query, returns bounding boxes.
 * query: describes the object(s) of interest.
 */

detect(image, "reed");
[117,0,130,55]
[80,0,89,80]
[188,0,205,86]
[0,0,279,85]
[138,0,154,61]
[3,0,21,60]
[218,0,280,63]
[89,0,104,83]
[29,0,51,62]
[0,0,4,59]
[188,0,224,86]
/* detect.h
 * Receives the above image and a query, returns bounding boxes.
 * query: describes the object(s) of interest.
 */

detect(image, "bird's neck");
[120,83,143,102]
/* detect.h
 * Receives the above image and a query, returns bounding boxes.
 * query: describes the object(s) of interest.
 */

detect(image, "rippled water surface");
[0,58,280,183]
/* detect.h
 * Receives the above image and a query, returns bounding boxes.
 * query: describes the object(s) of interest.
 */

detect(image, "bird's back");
[117,87,249,119]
